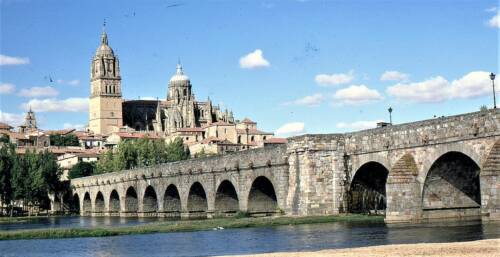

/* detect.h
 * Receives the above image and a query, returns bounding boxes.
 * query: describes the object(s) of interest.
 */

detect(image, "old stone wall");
[65,109,500,222]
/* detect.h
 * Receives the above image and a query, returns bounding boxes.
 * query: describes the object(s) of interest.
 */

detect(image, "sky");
[0,0,499,137]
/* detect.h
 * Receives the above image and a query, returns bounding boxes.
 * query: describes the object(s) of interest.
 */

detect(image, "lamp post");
[491,72,497,109]
[388,107,393,125]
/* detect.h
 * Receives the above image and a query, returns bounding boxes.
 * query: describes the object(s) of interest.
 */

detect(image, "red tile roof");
[176,127,205,133]
[241,118,256,124]
[236,129,273,135]
[45,128,76,136]
[0,122,13,130]
[114,132,161,139]
[264,138,287,144]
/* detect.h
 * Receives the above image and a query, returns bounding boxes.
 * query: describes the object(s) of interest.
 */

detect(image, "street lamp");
[388,107,393,125]
[491,72,497,109]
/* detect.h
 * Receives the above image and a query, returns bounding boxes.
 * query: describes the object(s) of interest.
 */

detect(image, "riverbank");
[0,214,382,240]
[231,239,500,257]
[0,215,67,224]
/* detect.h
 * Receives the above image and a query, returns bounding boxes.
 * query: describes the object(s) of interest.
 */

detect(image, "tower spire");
[176,58,183,75]
[101,19,108,45]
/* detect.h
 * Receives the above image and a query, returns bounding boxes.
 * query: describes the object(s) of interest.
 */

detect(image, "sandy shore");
[229,239,500,257]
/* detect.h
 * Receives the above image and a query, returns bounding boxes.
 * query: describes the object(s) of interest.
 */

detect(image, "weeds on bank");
[0,214,383,241]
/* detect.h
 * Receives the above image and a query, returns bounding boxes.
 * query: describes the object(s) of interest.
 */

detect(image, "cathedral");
[88,28,282,154]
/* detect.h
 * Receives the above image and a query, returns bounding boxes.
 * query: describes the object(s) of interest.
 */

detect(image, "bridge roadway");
[54,109,500,223]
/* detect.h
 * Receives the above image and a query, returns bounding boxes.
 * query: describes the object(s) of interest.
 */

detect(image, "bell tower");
[88,24,123,135]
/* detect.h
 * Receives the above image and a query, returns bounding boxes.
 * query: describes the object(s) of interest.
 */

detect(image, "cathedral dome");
[169,63,190,83]
[95,31,115,57]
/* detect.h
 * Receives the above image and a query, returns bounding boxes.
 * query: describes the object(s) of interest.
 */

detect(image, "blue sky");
[0,0,498,136]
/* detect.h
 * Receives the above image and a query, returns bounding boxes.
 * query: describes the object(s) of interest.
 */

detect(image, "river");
[0,217,499,257]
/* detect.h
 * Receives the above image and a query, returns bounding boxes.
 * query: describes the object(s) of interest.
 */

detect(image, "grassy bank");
[0,214,383,241]
[0,215,68,224]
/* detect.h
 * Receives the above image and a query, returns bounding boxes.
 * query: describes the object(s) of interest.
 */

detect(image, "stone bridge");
[58,109,500,223]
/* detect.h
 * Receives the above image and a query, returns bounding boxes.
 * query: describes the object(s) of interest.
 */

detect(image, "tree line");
[0,142,61,216]
[69,137,190,179]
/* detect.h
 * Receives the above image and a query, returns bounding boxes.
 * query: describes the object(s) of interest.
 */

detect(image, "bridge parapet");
[344,109,500,154]
[71,145,288,189]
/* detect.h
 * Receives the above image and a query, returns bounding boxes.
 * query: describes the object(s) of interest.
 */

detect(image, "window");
[263,136,267,140]
[251,136,255,142]
[110,112,114,117]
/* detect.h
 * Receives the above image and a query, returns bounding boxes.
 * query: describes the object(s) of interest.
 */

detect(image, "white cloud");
[488,12,500,28]
[57,79,80,86]
[0,54,30,66]
[21,98,88,112]
[0,83,15,94]
[380,70,409,82]
[275,122,305,137]
[387,71,495,103]
[315,71,354,86]
[63,123,86,130]
[239,49,270,69]
[285,93,324,107]
[336,119,384,131]
[0,110,24,126]
[333,85,383,105]
[18,86,59,98]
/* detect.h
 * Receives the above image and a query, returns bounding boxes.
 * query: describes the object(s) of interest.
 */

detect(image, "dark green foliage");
[0,134,10,144]
[68,162,95,179]
[95,137,189,173]
[11,149,61,210]
[0,143,16,211]
[49,134,80,147]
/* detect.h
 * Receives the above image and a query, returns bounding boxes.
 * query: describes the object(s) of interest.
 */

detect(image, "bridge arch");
[125,186,139,213]
[164,184,181,215]
[422,151,481,219]
[142,185,158,213]
[82,192,92,215]
[187,182,208,215]
[247,176,278,214]
[349,161,388,214]
[215,180,239,215]
[94,191,105,213]
[72,193,80,213]
[419,143,482,187]
[109,190,120,214]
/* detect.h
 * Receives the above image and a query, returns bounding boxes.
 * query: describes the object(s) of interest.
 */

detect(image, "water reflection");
[0,216,162,231]
[0,219,498,257]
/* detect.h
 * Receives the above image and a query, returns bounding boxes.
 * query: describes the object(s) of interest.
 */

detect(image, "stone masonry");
[64,109,500,223]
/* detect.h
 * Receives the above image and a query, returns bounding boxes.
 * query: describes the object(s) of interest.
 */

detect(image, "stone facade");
[64,109,500,223]
[88,30,123,135]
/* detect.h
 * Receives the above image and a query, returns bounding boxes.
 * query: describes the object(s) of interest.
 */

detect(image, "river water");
[0,217,499,257]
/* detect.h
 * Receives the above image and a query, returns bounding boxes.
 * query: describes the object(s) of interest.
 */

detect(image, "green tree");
[50,134,80,147]
[0,143,16,214]
[0,134,10,144]
[95,150,116,174]
[68,161,95,179]
[166,137,190,162]
[11,149,61,213]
